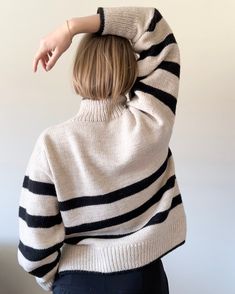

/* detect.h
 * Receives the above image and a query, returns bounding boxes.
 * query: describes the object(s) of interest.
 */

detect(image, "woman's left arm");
[17,130,65,291]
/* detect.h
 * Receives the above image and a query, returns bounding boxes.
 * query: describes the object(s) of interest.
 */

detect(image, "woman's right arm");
[33,15,100,73]
[68,15,100,36]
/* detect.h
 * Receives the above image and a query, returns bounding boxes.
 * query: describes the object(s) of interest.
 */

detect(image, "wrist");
[66,20,73,42]
[68,17,81,37]
[68,15,101,36]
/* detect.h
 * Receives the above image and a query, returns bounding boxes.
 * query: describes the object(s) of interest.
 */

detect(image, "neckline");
[74,95,128,122]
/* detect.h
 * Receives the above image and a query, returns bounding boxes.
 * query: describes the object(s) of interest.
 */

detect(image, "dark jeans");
[52,258,169,294]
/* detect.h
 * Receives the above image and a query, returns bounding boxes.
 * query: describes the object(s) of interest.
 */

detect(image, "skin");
[32,15,100,73]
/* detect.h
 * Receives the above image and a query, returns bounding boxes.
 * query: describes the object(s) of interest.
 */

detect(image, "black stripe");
[65,174,176,235]
[158,60,180,78]
[133,80,177,115]
[23,175,57,197]
[95,7,105,35]
[136,60,180,82]
[147,194,182,225]
[18,240,64,262]
[59,148,172,211]
[64,193,182,245]
[131,33,178,115]
[147,8,163,32]
[19,206,62,228]
[29,250,61,278]
[138,33,177,61]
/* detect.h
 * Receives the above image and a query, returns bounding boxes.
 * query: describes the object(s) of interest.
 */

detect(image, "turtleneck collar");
[74,94,128,122]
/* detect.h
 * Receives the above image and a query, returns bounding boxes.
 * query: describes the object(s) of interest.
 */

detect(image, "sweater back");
[18,6,187,292]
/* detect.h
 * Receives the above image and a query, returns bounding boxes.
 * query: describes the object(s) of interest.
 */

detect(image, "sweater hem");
[57,205,186,274]
[57,240,185,276]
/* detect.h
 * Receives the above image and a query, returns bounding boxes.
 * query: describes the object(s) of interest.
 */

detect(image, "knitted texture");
[18,6,187,291]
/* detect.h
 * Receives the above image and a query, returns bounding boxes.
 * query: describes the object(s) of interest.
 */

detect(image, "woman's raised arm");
[95,6,181,140]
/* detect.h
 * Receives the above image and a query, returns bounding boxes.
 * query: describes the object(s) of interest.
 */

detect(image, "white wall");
[0,1,234,293]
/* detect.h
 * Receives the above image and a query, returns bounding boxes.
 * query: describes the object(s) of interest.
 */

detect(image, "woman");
[18,6,187,294]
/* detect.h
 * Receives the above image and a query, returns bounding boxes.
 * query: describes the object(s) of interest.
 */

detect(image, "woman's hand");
[33,21,73,73]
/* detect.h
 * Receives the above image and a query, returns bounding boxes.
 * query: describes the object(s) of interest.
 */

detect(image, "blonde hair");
[72,33,138,104]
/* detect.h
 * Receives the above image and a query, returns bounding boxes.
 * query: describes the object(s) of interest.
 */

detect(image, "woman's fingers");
[33,49,45,73]
[40,58,46,71]
[33,21,72,73]
[33,50,52,72]
[45,48,60,71]
[33,45,58,72]
[33,55,38,72]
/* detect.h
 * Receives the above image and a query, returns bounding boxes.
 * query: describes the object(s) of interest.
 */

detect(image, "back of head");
[72,33,138,104]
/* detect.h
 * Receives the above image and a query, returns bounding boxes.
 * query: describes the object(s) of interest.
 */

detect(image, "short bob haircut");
[72,33,138,104]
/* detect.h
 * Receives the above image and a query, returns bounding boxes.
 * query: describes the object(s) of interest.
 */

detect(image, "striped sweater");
[18,6,187,292]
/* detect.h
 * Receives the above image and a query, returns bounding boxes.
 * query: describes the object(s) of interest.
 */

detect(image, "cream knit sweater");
[18,6,187,291]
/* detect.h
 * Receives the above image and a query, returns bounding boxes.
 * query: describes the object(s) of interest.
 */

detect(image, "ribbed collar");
[74,95,128,122]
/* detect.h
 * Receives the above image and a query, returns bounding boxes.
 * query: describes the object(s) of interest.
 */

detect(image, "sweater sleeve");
[17,131,65,292]
[95,6,180,133]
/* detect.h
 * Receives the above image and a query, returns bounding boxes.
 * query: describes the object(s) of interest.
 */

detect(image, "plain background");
[0,1,234,293]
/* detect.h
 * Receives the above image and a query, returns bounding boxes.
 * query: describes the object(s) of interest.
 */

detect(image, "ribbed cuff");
[95,6,139,40]
[35,276,54,292]
[95,7,105,35]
